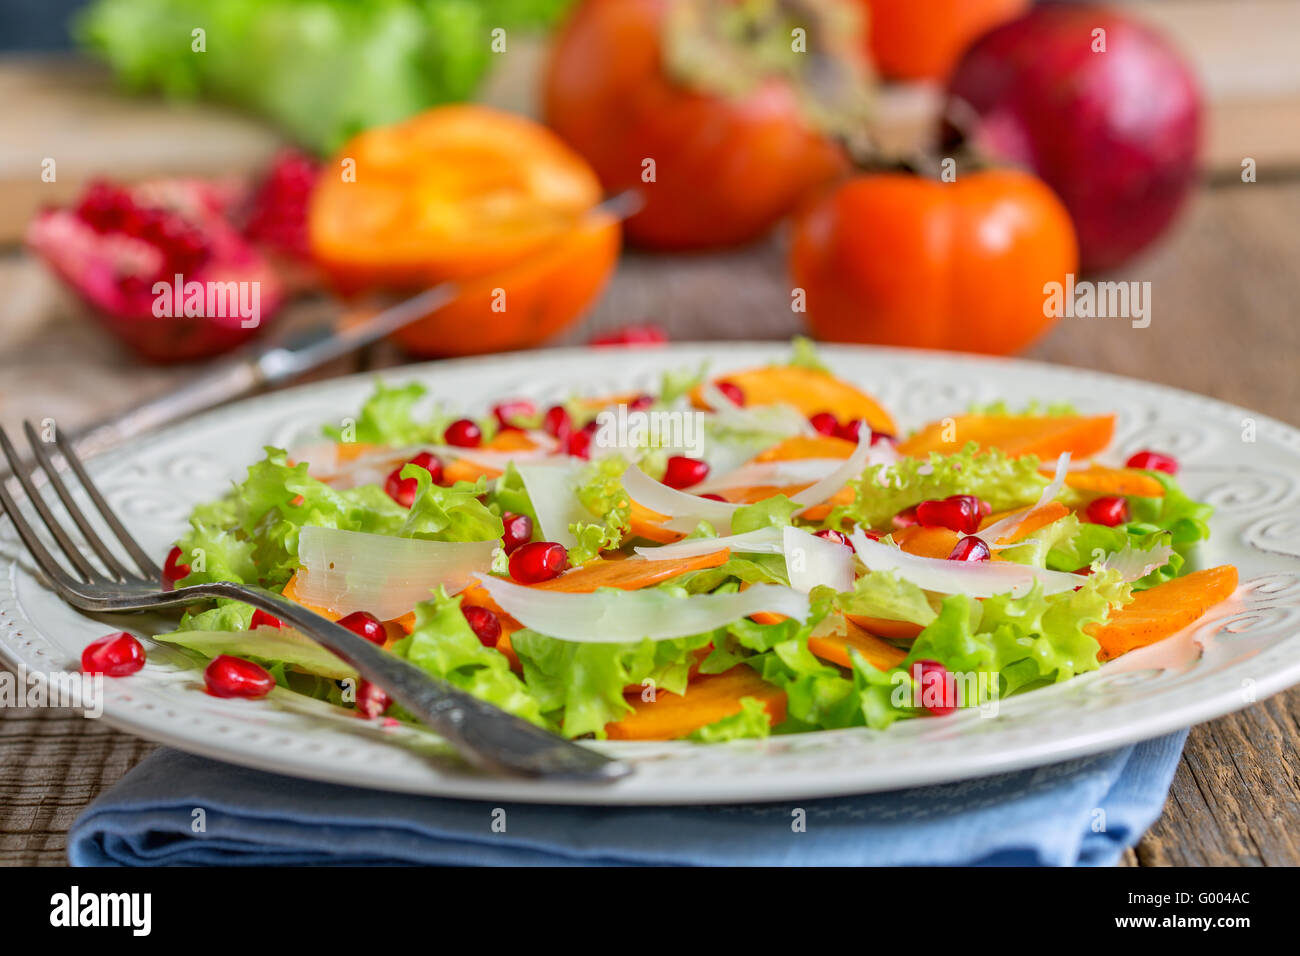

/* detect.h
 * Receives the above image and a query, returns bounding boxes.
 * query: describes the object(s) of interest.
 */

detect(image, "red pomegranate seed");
[893,506,919,529]
[859,530,883,541]
[1125,450,1179,475]
[916,495,984,534]
[699,493,727,502]
[871,430,897,447]
[948,536,991,562]
[250,609,282,629]
[589,323,668,346]
[809,412,839,436]
[336,610,386,646]
[384,451,443,507]
[444,418,482,448]
[81,631,145,677]
[813,529,853,550]
[204,655,275,699]
[355,680,391,719]
[542,405,572,442]
[1086,495,1130,526]
[493,400,535,430]
[662,455,710,489]
[836,418,865,442]
[501,511,533,554]
[628,394,655,412]
[509,541,568,583]
[463,605,502,647]
[566,428,593,459]
[716,380,745,406]
[162,545,190,590]
[911,659,958,716]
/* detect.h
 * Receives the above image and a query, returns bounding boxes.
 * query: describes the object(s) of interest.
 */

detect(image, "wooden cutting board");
[1,0,1298,244]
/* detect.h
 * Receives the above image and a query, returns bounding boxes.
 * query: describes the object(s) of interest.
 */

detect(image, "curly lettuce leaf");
[399,466,502,542]
[324,381,449,446]
[688,696,773,742]
[829,442,1049,531]
[567,456,632,562]
[391,589,545,727]
[835,570,938,627]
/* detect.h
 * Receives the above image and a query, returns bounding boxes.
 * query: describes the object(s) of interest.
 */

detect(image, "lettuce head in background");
[76,0,576,153]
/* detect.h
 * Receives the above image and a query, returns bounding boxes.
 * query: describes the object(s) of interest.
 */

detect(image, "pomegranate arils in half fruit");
[813,529,853,550]
[1086,496,1130,526]
[911,659,959,716]
[463,605,503,647]
[337,611,386,646]
[917,495,985,535]
[204,655,275,699]
[242,150,320,261]
[716,380,745,406]
[501,512,533,554]
[493,400,536,430]
[355,680,391,719]
[509,541,569,583]
[1125,450,1179,475]
[809,412,839,436]
[948,536,991,562]
[162,545,190,590]
[444,418,482,448]
[81,632,146,677]
[662,455,710,489]
[250,609,282,629]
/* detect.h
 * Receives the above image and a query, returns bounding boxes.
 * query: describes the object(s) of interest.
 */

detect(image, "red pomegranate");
[944,5,1202,270]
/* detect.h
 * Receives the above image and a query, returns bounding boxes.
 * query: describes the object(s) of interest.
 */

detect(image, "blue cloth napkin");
[68,731,1186,866]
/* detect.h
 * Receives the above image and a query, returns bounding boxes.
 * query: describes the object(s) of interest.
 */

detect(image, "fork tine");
[0,472,82,595]
[23,421,137,582]
[52,427,163,581]
[0,427,105,583]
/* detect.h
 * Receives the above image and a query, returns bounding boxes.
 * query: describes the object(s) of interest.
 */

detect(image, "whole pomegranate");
[26,178,285,362]
[944,4,1202,270]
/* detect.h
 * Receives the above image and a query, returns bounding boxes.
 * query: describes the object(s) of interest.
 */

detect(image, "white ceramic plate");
[3,344,1300,804]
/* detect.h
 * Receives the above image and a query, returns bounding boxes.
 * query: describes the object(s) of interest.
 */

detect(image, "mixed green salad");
[154,340,1235,741]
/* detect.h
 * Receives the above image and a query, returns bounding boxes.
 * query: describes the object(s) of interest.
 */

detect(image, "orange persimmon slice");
[899,414,1115,460]
[1088,565,1239,662]
[604,666,787,740]
[691,365,896,434]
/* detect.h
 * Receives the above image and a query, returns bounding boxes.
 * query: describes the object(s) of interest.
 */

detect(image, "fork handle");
[175,582,632,782]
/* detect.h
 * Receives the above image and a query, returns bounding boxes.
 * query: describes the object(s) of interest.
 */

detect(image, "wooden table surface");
[2,174,1299,865]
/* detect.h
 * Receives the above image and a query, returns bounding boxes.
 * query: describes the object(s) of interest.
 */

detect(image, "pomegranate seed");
[384,451,443,507]
[699,493,727,502]
[813,529,853,551]
[493,400,536,430]
[836,418,865,442]
[716,380,745,406]
[250,609,282,629]
[566,429,593,459]
[444,419,482,448]
[871,430,897,447]
[204,655,275,699]
[589,323,668,346]
[336,610,386,646]
[810,412,839,436]
[628,394,655,412]
[501,512,533,554]
[81,631,145,677]
[916,495,984,534]
[509,541,568,583]
[948,536,991,562]
[860,530,883,541]
[1086,495,1130,527]
[463,605,503,647]
[355,680,391,719]
[893,506,919,529]
[542,405,572,442]
[662,455,710,489]
[1073,566,1096,576]
[162,545,190,590]
[911,659,958,716]
[1125,450,1179,475]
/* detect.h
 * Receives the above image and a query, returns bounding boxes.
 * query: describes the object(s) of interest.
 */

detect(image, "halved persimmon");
[309,105,619,354]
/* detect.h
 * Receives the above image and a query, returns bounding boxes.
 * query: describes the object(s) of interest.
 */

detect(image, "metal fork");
[0,422,632,782]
